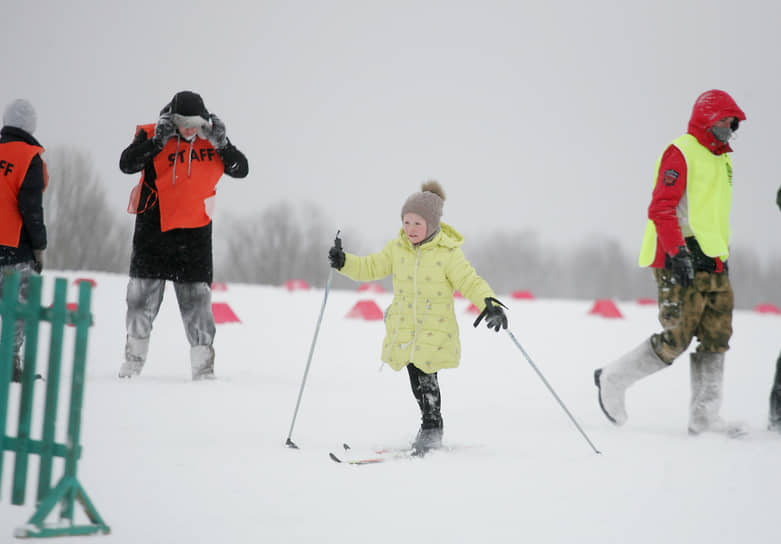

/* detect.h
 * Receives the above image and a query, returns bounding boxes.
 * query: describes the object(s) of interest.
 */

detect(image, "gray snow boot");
[688,352,746,437]
[190,345,215,380]
[594,338,668,426]
[412,425,443,456]
[119,335,150,378]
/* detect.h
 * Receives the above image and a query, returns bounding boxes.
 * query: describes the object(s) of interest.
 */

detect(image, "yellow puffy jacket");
[338,222,495,373]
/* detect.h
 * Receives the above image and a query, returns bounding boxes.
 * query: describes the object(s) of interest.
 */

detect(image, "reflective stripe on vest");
[0,141,44,247]
[136,123,225,232]
[638,134,732,266]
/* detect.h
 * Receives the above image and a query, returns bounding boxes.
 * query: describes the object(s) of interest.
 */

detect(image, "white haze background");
[0,271,780,543]
[2,1,780,262]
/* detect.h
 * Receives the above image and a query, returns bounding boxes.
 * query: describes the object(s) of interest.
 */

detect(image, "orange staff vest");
[134,123,225,232]
[0,141,45,247]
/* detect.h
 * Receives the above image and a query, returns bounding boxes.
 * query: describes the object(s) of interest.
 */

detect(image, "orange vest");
[0,141,45,247]
[134,123,225,232]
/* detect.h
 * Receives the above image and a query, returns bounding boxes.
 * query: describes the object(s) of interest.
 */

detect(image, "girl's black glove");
[473,297,508,332]
[328,235,345,270]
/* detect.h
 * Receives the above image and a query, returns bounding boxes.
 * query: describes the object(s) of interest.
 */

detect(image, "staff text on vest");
[0,159,15,175]
[168,148,217,166]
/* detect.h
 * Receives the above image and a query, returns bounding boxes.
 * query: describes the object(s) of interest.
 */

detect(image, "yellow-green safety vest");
[638,133,732,266]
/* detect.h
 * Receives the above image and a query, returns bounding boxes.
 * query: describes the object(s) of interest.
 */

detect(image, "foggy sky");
[3,1,779,262]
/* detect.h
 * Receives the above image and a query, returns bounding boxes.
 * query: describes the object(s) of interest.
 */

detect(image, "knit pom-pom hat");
[401,180,446,239]
[3,99,37,135]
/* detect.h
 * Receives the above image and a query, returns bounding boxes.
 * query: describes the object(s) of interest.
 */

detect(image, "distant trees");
[216,201,333,286]
[466,231,656,301]
[42,147,132,272]
[34,154,781,310]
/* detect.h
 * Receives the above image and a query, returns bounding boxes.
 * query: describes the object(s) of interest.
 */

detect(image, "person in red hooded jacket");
[594,90,747,436]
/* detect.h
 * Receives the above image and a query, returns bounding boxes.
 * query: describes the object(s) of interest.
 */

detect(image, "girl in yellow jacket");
[328,181,507,455]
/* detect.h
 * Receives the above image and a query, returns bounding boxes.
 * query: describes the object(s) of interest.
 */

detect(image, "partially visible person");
[594,90,746,436]
[118,90,248,380]
[769,186,781,432]
[0,98,47,382]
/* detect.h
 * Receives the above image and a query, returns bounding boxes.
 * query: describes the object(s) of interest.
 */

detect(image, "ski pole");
[505,330,601,454]
[285,231,340,449]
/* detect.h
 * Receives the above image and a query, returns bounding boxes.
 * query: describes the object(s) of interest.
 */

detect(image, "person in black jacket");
[118,90,248,380]
[770,187,781,431]
[0,98,47,382]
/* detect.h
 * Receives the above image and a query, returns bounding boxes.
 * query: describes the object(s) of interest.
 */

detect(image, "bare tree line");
[42,146,780,309]
[42,147,132,272]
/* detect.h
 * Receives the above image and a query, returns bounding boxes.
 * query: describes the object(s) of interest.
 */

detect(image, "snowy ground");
[1,271,780,543]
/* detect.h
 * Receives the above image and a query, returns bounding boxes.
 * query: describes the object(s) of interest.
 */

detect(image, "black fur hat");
[161,91,208,117]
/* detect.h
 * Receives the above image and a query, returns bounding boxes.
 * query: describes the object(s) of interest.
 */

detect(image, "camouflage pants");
[0,263,35,355]
[125,278,215,346]
[651,268,733,364]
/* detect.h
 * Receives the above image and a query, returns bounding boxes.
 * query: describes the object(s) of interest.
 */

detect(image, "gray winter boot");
[688,352,746,437]
[412,425,443,456]
[594,338,668,426]
[119,335,150,378]
[190,345,215,380]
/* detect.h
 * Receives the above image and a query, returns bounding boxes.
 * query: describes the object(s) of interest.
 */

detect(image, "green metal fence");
[0,271,109,538]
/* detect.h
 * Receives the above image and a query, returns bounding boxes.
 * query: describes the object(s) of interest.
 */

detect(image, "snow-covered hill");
[1,271,780,543]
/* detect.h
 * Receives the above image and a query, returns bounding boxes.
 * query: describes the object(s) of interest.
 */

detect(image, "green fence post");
[61,279,91,521]
[0,270,20,495]
[36,277,68,502]
[11,274,42,505]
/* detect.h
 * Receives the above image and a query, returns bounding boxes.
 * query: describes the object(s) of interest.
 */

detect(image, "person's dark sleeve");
[120,128,163,174]
[17,154,47,250]
[217,140,249,178]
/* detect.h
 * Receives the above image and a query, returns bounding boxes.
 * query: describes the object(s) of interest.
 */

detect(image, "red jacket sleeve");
[648,144,687,258]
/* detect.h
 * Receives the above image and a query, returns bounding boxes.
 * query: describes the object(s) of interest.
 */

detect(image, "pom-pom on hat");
[401,180,446,239]
[3,99,37,135]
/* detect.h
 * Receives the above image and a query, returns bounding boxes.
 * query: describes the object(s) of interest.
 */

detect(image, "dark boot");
[11,354,23,383]
[407,364,443,455]
[769,351,781,431]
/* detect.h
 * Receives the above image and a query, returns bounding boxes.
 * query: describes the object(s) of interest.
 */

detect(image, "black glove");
[670,246,694,288]
[206,114,227,149]
[473,297,508,332]
[328,234,345,270]
[32,249,44,274]
[153,113,176,146]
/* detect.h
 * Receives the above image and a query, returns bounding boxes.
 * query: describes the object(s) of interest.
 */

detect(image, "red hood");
[687,89,746,155]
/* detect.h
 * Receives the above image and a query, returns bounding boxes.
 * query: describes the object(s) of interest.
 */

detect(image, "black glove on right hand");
[670,246,694,288]
[328,235,345,270]
[153,113,176,146]
[473,297,508,332]
[32,249,44,274]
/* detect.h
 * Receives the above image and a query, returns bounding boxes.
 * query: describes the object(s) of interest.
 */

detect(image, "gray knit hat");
[3,99,37,135]
[401,180,446,239]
